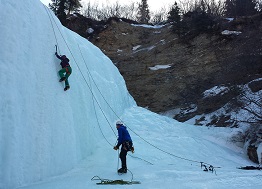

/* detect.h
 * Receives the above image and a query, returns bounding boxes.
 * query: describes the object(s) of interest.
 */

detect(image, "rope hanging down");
[43,5,60,53]
[77,45,117,138]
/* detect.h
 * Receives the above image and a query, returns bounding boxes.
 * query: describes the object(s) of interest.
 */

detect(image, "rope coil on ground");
[91,175,141,185]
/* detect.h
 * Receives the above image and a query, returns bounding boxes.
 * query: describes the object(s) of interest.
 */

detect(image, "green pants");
[58,67,72,87]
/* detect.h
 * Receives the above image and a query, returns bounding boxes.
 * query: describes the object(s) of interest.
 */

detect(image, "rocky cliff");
[87,16,261,117]
[67,14,262,119]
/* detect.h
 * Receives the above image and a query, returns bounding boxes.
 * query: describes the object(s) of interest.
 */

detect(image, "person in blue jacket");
[113,121,134,173]
[55,52,72,91]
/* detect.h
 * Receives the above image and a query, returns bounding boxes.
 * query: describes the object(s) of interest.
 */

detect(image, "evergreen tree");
[49,0,59,15]
[67,0,82,15]
[137,0,150,24]
[167,2,181,23]
[49,0,82,25]
[224,0,258,17]
[168,2,184,37]
[55,0,67,25]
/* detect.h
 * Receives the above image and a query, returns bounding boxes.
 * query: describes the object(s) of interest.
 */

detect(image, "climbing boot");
[59,77,66,82]
[64,86,70,91]
[118,168,127,173]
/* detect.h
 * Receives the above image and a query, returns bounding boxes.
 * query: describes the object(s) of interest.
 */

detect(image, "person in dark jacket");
[55,52,72,91]
[113,121,134,173]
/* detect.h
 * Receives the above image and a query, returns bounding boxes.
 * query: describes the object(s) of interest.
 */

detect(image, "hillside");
[68,14,262,122]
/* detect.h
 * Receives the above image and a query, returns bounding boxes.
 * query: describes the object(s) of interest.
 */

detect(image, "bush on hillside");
[171,8,219,41]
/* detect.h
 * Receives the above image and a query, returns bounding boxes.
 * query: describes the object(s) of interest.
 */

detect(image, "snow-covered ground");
[0,1,262,189]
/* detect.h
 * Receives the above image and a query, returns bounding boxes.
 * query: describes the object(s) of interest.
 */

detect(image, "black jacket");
[56,54,70,68]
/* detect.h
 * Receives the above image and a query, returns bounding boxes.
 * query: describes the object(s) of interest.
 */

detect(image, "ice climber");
[55,52,72,91]
[113,121,134,173]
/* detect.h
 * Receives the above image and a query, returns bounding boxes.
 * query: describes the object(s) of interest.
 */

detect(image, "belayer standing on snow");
[55,51,72,91]
[113,121,134,173]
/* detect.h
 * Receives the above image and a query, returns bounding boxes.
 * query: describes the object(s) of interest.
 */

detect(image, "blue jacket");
[116,125,132,148]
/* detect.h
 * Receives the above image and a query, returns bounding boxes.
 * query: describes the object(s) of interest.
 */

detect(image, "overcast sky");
[40,0,175,12]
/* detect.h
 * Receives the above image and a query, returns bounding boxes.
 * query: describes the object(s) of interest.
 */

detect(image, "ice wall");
[0,0,135,188]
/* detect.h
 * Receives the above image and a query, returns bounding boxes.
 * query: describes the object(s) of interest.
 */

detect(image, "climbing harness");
[65,67,70,74]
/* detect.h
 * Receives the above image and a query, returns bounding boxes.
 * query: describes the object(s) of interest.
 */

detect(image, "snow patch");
[149,64,172,70]
[221,30,242,35]
[131,24,166,29]
[132,45,141,51]
[203,86,230,98]
[225,18,234,22]
[86,28,94,34]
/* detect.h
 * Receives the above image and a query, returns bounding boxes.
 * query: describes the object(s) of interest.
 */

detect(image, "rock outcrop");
[87,15,262,116]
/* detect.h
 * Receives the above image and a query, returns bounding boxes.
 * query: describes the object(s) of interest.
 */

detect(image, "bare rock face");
[89,17,262,116]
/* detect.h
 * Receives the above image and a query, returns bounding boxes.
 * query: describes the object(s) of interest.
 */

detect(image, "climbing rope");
[128,153,153,165]
[77,44,117,138]
[91,176,141,185]
[115,116,220,171]
[43,5,60,54]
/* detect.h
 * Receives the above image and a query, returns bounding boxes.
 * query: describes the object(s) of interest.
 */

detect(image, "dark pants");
[119,141,133,169]
[120,149,128,169]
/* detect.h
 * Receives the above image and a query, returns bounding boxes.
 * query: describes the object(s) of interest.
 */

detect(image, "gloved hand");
[131,146,134,153]
[113,146,118,150]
